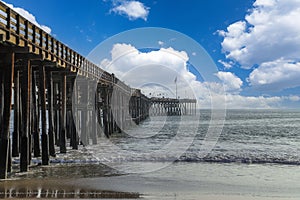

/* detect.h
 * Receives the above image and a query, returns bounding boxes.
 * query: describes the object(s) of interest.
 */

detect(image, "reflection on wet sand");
[0,179,139,199]
[0,163,139,199]
[0,188,139,199]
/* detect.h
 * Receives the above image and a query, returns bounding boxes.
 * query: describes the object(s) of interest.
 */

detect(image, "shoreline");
[1,176,299,200]
[1,161,300,199]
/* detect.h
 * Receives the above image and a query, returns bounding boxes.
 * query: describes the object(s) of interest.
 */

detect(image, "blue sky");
[2,0,300,108]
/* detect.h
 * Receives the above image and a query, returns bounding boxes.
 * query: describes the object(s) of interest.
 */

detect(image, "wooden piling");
[32,70,41,157]
[0,68,3,126]
[80,80,88,145]
[46,70,56,156]
[102,86,109,138]
[39,65,49,165]
[60,73,67,153]
[20,58,31,172]
[53,81,59,146]
[71,79,78,150]
[91,81,97,144]
[0,52,14,179]
[12,70,20,157]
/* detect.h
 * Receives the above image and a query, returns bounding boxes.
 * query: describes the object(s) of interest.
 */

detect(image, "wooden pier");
[0,1,197,179]
[150,97,197,116]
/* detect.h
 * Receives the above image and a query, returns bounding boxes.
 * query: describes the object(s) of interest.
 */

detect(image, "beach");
[1,161,300,199]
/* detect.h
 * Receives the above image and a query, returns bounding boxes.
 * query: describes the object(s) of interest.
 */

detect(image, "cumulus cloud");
[110,0,149,21]
[224,94,282,109]
[100,43,193,99]
[99,43,298,109]
[249,58,300,89]
[2,1,51,33]
[218,60,233,69]
[185,80,285,109]
[215,71,243,93]
[286,95,300,102]
[219,0,300,90]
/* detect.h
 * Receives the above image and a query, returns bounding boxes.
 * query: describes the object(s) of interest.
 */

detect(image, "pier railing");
[0,1,111,81]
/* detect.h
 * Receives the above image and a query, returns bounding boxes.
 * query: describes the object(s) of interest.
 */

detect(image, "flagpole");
[175,76,177,99]
[176,82,177,99]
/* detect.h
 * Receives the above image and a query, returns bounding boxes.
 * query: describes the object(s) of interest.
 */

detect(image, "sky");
[1,0,300,109]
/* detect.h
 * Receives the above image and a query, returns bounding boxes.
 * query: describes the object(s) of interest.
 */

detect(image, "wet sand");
[1,175,298,200]
[3,147,299,199]
[0,178,140,199]
[1,161,139,199]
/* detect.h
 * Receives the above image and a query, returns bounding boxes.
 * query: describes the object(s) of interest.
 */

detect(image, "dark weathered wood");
[80,81,88,145]
[60,73,67,153]
[7,140,11,173]
[0,52,14,179]
[101,87,109,138]
[0,68,3,127]
[46,70,56,157]
[0,46,30,54]
[81,109,87,145]
[108,88,113,136]
[53,81,59,146]
[69,110,78,149]
[32,70,41,157]
[6,7,11,40]
[70,80,78,150]
[39,65,49,165]
[12,70,20,157]
[20,59,30,172]
[91,108,97,145]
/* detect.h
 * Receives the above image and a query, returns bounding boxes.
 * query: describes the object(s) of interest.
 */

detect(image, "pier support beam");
[20,58,31,172]
[101,86,109,138]
[46,69,56,156]
[0,52,14,179]
[39,65,49,165]
[60,73,67,153]
[71,79,79,150]
[12,70,20,157]
[32,70,41,157]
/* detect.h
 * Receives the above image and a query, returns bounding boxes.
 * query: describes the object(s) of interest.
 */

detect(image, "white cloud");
[219,0,300,91]
[110,0,149,21]
[158,40,164,46]
[188,80,283,109]
[2,1,51,33]
[100,43,192,98]
[249,58,300,89]
[286,95,300,102]
[100,43,297,109]
[218,59,233,69]
[224,94,282,109]
[215,71,243,93]
[254,0,276,7]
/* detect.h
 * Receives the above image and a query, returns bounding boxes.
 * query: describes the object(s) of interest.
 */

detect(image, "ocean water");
[6,109,300,199]
[79,109,300,199]
[86,109,300,166]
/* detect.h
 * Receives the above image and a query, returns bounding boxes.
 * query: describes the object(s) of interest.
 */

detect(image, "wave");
[23,155,300,166]
[176,154,300,165]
